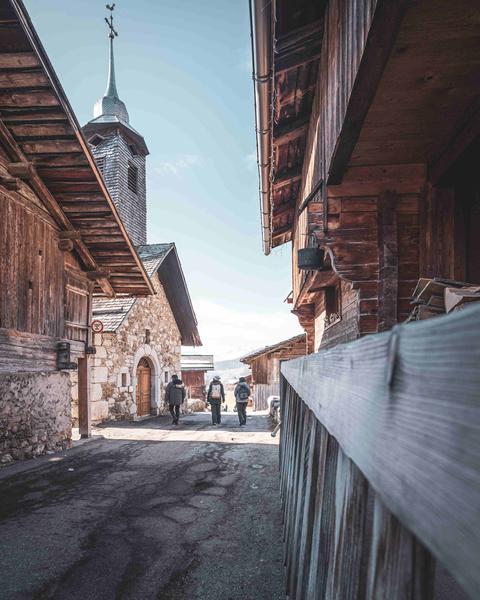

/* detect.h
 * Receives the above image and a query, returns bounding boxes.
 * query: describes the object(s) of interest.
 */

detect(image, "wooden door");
[136,358,151,416]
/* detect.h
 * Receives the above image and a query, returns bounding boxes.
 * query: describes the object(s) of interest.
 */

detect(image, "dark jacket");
[165,380,186,406]
[234,382,251,403]
[207,380,225,403]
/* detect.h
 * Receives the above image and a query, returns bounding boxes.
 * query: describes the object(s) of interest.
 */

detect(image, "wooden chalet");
[250,0,480,598]
[240,334,306,410]
[0,0,153,460]
[181,354,214,401]
[251,0,480,352]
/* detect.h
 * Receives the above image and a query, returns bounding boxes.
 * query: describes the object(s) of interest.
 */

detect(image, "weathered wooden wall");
[181,370,205,400]
[64,254,90,344]
[252,382,278,412]
[292,0,379,299]
[0,187,64,338]
[293,165,423,342]
[314,279,359,350]
[280,305,480,599]
[0,184,65,372]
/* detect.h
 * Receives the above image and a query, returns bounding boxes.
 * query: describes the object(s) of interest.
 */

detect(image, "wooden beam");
[327,1,410,185]
[275,20,323,73]
[0,52,40,69]
[298,179,323,214]
[0,174,19,190]
[377,191,398,332]
[274,115,310,145]
[273,199,296,218]
[58,239,74,252]
[7,160,34,178]
[0,90,60,108]
[277,83,317,107]
[0,70,49,89]
[272,222,293,238]
[274,165,302,187]
[58,230,81,240]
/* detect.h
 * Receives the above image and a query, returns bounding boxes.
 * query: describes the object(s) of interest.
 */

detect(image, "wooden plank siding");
[280,305,480,599]
[181,370,206,401]
[0,186,64,338]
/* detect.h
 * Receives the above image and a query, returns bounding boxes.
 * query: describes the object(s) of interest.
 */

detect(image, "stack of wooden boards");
[408,278,480,321]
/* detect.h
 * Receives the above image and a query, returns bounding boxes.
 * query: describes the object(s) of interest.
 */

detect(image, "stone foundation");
[0,371,72,465]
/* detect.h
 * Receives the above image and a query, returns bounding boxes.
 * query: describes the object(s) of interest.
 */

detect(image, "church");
[73,13,201,423]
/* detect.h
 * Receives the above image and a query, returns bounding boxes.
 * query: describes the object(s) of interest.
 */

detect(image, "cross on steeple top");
[105,4,118,40]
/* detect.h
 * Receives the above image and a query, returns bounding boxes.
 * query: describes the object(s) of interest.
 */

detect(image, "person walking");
[165,374,186,425]
[207,375,225,426]
[234,377,250,426]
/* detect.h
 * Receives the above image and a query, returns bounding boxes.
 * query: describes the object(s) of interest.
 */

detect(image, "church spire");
[104,4,119,98]
[93,3,129,123]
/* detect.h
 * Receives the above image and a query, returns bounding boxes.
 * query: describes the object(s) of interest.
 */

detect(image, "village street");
[0,412,285,600]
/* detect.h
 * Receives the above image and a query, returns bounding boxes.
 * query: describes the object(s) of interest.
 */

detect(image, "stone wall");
[0,371,71,465]
[90,276,182,422]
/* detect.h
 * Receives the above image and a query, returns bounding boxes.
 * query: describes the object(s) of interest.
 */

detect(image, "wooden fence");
[280,304,480,599]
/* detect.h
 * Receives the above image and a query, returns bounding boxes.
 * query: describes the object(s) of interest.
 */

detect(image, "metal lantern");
[297,247,326,270]
[56,342,77,371]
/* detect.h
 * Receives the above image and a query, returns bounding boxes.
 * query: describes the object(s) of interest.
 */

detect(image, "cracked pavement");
[0,411,285,600]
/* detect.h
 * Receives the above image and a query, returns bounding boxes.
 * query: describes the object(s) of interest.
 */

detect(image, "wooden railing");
[280,305,480,600]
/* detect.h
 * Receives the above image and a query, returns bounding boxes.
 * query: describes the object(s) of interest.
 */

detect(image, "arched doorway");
[136,358,152,417]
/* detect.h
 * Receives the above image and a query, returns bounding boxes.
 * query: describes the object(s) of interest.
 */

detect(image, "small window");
[145,329,151,344]
[89,134,104,147]
[128,163,138,194]
[121,373,127,387]
[96,156,106,175]
[324,285,341,328]
[128,144,138,156]
[164,371,169,383]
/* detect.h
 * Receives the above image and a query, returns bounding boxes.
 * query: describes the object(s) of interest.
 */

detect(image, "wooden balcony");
[280,304,480,599]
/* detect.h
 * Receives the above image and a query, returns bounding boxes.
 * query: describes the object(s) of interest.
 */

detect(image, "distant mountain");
[213,358,244,371]
[207,357,249,384]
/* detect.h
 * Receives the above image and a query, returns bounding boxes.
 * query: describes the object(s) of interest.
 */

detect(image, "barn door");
[136,358,151,416]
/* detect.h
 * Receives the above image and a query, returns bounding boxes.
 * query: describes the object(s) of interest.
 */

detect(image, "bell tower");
[82,4,149,245]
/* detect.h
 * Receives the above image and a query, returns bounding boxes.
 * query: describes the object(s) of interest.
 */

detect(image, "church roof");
[137,244,174,277]
[92,243,201,346]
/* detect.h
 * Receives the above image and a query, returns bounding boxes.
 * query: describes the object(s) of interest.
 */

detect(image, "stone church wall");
[89,276,182,422]
[0,372,71,465]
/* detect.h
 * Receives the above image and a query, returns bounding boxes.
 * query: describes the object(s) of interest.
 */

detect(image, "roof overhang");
[240,333,306,364]
[0,0,154,298]
[250,0,325,254]
[82,118,149,157]
[155,245,202,347]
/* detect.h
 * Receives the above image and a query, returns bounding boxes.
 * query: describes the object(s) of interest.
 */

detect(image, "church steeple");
[93,3,129,123]
[83,3,149,246]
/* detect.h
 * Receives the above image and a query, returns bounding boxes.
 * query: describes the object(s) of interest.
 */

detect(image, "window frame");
[127,162,138,194]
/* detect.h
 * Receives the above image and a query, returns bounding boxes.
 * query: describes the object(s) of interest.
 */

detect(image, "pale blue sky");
[24,0,302,358]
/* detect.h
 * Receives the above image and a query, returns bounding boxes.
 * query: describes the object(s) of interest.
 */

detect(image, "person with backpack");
[165,374,186,425]
[207,375,225,426]
[234,377,250,426]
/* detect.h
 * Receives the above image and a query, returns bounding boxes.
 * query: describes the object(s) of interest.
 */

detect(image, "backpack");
[238,385,249,401]
[210,383,222,400]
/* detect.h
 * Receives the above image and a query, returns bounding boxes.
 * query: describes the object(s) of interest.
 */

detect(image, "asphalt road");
[0,411,285,600]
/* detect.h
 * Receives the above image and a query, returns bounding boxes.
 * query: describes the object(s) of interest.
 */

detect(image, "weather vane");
[105,4,118,39]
